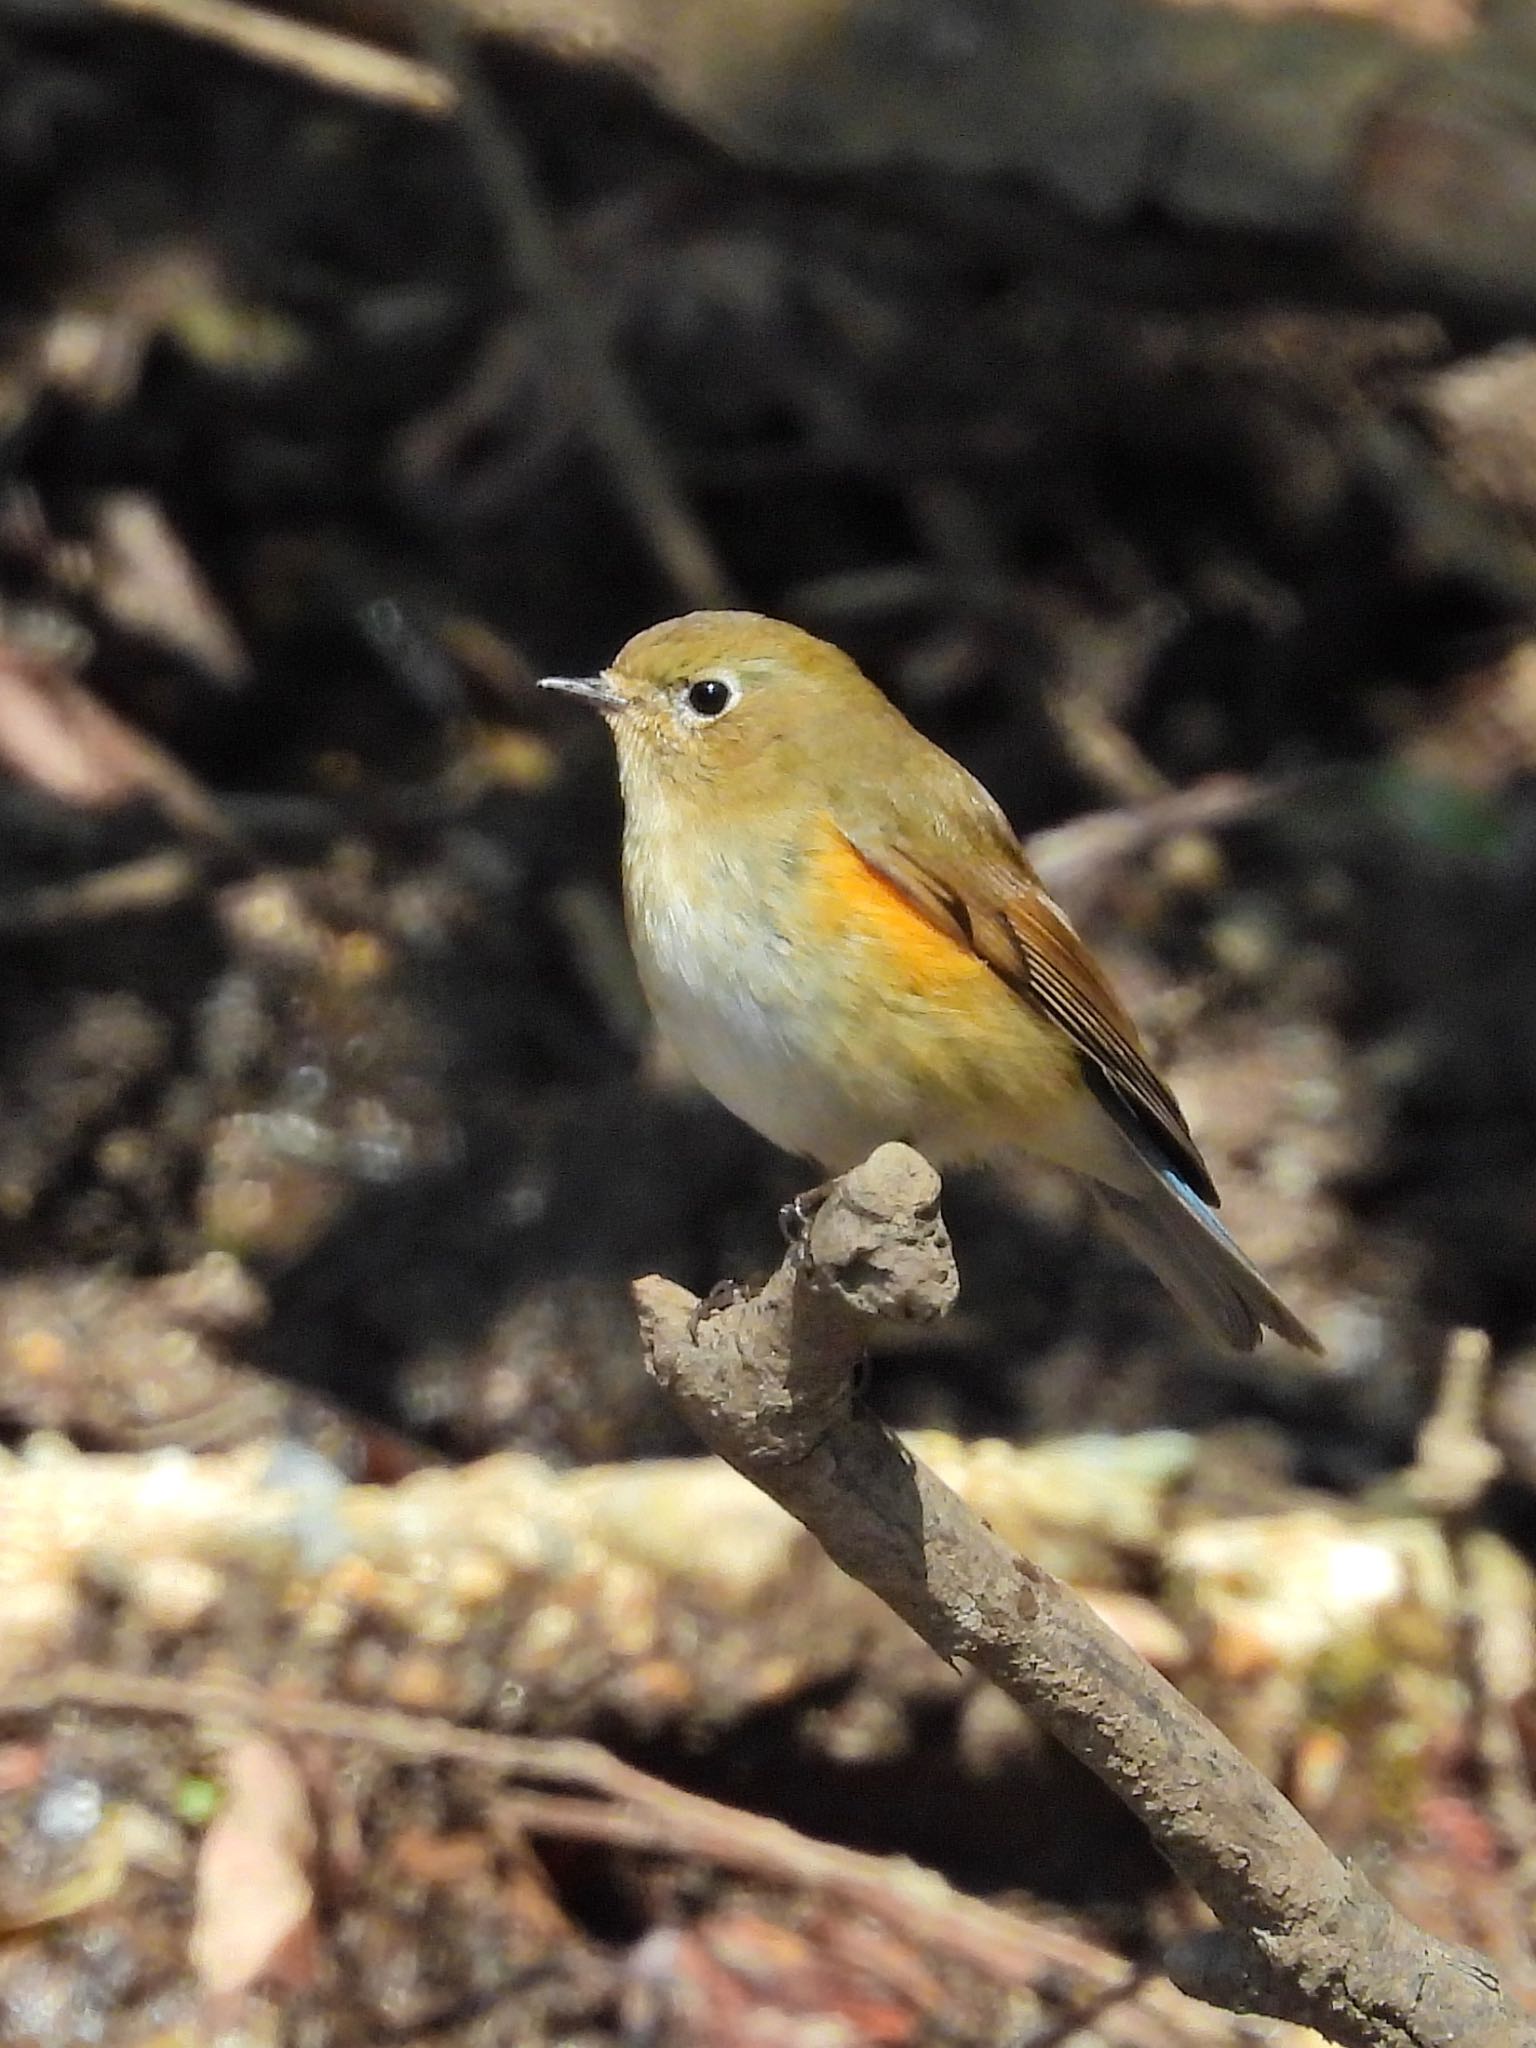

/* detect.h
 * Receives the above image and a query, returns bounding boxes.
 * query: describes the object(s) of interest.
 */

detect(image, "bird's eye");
[684,676,736,719]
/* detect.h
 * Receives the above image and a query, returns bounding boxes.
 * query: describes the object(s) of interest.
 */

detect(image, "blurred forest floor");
[5,2,1536,2042]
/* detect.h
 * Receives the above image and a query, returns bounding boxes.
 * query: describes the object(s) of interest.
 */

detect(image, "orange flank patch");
[800,819,1090,1152]
[808,826,991,995]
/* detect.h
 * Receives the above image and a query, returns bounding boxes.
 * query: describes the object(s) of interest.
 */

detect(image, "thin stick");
[421,17,738,610]
[491,1790,1196,2043]
[634,1143,1534,2048]
[0,1663,1209,2040]
[0,851,201,935]
[100,0,455,116]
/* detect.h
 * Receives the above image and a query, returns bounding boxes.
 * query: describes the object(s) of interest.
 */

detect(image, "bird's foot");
[779,1180,834,1245]
[687,1275,753,1342]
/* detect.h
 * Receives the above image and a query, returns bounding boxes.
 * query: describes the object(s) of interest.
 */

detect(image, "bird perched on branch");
[541,612,1317,1353]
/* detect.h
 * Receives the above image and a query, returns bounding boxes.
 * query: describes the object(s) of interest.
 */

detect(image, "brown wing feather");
[843,830,1218,1204]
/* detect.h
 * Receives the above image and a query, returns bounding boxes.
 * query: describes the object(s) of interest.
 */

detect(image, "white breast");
[624,836,880,1169]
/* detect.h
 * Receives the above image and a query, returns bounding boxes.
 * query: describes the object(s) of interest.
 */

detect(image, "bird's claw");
[688,1275,752,1341]
[779,1181,833,1245]
[685,1183,838,1340]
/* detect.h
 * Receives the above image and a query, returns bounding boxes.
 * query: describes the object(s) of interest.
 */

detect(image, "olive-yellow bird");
[541,612,1317,1353]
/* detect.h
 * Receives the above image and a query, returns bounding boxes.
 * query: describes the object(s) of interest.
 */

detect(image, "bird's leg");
[779,1179,835,1245]
[693,1178,842,1338]
[687,1275,754,1341]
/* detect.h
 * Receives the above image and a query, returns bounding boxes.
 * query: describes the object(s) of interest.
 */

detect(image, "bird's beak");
[537,671,627,713]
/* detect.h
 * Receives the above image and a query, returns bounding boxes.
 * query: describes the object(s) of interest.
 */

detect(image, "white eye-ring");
[682,674,738,720]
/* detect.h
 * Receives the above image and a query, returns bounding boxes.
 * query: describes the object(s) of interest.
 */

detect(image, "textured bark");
[636,1144,1535,2048]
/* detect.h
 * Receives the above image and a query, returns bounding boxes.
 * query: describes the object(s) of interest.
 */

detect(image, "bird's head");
[539,611,898,818]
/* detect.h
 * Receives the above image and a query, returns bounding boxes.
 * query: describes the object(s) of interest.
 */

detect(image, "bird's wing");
[840,822,1218,1203]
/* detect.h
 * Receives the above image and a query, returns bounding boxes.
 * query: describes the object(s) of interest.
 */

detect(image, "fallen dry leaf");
[189,1734,319,2008]
[621,1909,946,2048]
[0,1743,46,1794]
[0,639,224,835]
[90,493,252,690]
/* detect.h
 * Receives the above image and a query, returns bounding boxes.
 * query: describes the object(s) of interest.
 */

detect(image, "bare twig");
[421,17,737,610]
[0,1664,1215,2041]
[1408,1327,1503,1516]
[1028,594,1177,809]
[1410,1332,1536,1908]
[490,1791,1200,2044]
[98,0,455,115]
[89,493,252,692]
[0,851,203,936]
[633,1144,1534,2048]
[1025,775,1263,928]
[910,482,1174,809]
[0,640,238,849]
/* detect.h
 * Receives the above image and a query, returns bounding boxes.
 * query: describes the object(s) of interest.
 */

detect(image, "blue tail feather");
[1091,1162,1319,1353]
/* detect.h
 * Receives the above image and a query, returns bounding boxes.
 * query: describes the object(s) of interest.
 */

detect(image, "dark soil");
[3,13,1536,2045]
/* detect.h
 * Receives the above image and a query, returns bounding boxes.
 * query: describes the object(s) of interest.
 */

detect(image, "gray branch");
[634,1143,1534,2048]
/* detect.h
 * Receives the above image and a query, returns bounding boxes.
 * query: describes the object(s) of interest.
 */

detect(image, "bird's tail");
[1091,1165,1320,1354]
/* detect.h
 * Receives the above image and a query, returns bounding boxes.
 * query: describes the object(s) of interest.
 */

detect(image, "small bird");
[541,612,1318,1353]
